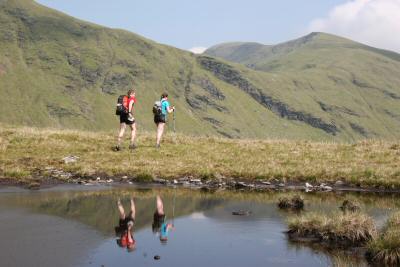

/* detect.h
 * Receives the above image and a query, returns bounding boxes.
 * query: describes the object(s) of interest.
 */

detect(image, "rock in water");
[154,255,161,260]
[335,180,344,186]
[232,210,252,216]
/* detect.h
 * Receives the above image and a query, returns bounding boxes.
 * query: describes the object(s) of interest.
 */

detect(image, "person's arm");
[127,225,134,242]
[128,99,135,121]
[167,104,175,114]
[166,223,174,231]
[128,100,134,114]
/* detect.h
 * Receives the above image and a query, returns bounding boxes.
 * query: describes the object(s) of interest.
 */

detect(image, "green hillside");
[205,33,400,140]
[0,0,399,141]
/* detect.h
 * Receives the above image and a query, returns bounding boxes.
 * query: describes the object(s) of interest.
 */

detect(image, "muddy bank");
[3,170,400,194]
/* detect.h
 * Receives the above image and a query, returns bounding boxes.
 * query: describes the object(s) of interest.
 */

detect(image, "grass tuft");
[367,212,400,266]
[287,212,377,247]
[278,195,304,210]
[134,173,154,183]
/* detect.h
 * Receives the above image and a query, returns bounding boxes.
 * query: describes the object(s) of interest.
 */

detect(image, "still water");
[0,186,398,267]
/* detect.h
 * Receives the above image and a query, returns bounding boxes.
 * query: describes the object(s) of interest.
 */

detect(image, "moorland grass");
[287,212,377,247]
[0,125,399,188]
[367,212,400,266]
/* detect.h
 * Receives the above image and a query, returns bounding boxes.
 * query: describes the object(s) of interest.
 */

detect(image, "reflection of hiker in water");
[152,195,174,244]
[115,197,136,252]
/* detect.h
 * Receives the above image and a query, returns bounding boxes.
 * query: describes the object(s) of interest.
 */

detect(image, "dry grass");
[287,212,377,247]
[367,212,400,266]
[0,124,399,188]
[278,195,304,210]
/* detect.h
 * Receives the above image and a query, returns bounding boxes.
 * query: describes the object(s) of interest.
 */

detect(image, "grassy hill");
[205,33,400,140]
[0,0,399,141]
[205,32,400,70]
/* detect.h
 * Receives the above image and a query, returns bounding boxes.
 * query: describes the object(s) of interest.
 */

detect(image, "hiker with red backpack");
[115,196,136,252]
[115,89,137,151]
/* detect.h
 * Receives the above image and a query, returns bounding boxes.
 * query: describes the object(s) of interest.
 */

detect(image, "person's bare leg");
[117,123,126,147]
[156,123,165,146]
[130,197,136,220]
[117,198,126,220]
[156,195,164,215]
[130,123,136,146]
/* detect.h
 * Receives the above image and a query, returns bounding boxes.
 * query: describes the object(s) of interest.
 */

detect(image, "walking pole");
[172,186,176,227]
[173,109,176,133]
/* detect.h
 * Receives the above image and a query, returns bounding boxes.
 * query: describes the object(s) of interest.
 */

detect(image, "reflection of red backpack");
[116,95,129,115]
[120,232,134,247]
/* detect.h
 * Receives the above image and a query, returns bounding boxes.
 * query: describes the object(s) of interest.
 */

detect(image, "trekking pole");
[172,186,176,226]
[173,109,176,133]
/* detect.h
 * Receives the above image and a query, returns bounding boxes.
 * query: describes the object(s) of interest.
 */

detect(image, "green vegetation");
[205,33,400,140]
[0,125,399,189]
[367,212,400,266]
[287,212,377,247]
[1,188,225,235]
[0,0,400,140]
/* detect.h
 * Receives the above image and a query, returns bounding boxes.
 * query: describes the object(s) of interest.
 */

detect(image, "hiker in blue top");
[152,195,174,244]
[154,92,175,148]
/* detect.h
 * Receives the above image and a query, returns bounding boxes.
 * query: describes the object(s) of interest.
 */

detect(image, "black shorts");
[115,212,135,235]
[120,113,135,125]
[154,114,166,124]
[152,212,166,233]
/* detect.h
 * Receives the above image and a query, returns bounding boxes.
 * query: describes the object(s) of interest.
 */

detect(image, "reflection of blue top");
[161,100,170,116]
[161,223,168,237]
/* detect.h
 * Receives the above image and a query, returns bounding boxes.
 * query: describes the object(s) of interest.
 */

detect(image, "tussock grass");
[278,195,304,210]
[0,125,399,188]
[367,212,400,266]
[135,173,154,183]
[287,212,377,247]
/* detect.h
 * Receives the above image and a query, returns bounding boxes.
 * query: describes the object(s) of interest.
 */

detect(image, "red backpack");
[116,95,129,115]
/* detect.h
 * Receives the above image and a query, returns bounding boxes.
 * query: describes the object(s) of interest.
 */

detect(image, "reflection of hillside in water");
[1,187,400,267]
[1,188,225,235]
[2,188,400,233]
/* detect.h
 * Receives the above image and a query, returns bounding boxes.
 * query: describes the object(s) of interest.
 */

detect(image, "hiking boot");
[114,145,121,152]
[155,144,160,149]
[129,144,137,150]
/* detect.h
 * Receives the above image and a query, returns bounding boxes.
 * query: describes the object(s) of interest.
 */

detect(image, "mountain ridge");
[205,32,400,68]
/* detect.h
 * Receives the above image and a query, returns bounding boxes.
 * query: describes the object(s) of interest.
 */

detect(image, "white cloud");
[308,0,400,52]
[190,212,207,219]
[188,46,207,54]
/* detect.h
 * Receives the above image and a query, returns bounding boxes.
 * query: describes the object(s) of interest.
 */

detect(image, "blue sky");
[35,0,400,53]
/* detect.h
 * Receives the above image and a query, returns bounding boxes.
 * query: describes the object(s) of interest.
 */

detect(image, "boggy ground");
[367,212,400,266]
[287,212,377,247]
[0,125,399,190]
[286,207,400,266]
